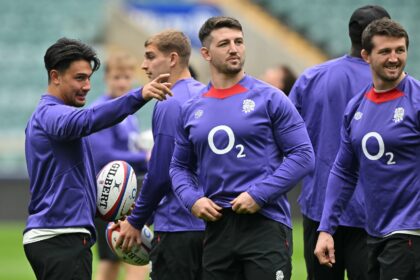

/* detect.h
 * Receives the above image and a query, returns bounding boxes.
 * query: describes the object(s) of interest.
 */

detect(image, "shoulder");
[299,56,364,83]
[243,76,296,118]
[155,96,182,117]
[403,75,420,92]
[401,75,420,107]
[243,75,286,97]
[36,97,75,118]
[185,78,206,92]
[343,88,368,123]
[246,76,289,103]
[89,95,109,107]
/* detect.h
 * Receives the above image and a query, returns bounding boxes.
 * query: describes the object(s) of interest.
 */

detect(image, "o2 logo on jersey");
[207,125,246,158]
[361,132,395,165]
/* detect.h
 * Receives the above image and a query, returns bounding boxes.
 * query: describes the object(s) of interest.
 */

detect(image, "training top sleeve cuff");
[184,190,204,211]
[128,87,145,103]
[126,215,145,231]
[246,189,266,208]
[317,224,336,235]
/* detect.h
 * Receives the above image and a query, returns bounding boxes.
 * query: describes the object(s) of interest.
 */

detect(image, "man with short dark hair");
[289,5,390,280]
[170,17,314,280]
[23,37,172,280]
[315,18,420,280]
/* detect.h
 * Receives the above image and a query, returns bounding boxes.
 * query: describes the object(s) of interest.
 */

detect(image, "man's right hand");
[314,231,336,268]
[191,197,222,222]
[113,219,142,253]
[142,73,173,101]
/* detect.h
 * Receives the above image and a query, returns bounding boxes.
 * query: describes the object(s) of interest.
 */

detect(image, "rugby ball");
[96,160,137,221]
[105,222,153,265]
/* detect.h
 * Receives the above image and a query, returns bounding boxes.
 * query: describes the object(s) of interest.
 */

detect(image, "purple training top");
[170,75,314,228]
[289,55,372,228]
[319,75,420,237]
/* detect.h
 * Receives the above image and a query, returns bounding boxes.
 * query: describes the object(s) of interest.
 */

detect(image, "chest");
[186,95,273,155]
[350,97,419,164]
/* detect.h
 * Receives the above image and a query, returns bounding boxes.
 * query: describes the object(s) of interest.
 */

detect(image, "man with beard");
[289,5,390,279]
[169,16,315,280]
[315,18,420,279]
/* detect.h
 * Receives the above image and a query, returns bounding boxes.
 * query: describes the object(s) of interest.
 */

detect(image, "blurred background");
[0,0,418,279]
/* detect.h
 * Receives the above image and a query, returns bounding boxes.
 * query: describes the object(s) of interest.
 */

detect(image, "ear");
[50,70,61,85]
[200,47,211,61]
[361,49,370,63]
[169,52,178,68]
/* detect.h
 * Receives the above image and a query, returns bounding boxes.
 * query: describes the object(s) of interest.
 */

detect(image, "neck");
[350,45,362,58]
[105,92,118,99]
[47,84,63,101]
[168,67,191,85]
[210,69,245,89]
[373,72,406,91]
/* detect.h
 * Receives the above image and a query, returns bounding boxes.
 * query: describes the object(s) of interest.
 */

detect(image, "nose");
[228,41,238,54]
[388,51,399,63]
[83,78,91,91]
[141,60,147,70]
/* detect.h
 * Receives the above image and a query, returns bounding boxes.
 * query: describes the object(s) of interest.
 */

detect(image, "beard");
[377,61,406,82]
[213,57,245,75]
[378,67,404,82]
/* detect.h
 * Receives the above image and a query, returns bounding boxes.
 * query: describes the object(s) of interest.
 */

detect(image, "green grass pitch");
[0,221,306,279]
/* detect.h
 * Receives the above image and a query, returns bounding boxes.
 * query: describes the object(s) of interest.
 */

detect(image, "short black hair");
[362,18,409,54]
[198,16,242,47]
[44,37,100,82]
[348,5,390,46]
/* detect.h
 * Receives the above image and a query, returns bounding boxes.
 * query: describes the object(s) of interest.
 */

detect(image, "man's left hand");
[230,192,261,214]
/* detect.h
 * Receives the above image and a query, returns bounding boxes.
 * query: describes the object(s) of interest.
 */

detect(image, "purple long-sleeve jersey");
[170,75,315,228]
[128,78,205,232]
[88,95,147,176]
[319,75,420,237]
[25,89,147,239]
[289,55,372,227]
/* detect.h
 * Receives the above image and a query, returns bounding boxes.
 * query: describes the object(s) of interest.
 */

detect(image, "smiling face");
[141,43,171,81]
[50,59,93,107]
[201,27,245,76]
[362,35,407,90]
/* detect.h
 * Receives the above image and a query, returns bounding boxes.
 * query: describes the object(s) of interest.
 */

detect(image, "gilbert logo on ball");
[96,160,137,221]
[105,222,153,265]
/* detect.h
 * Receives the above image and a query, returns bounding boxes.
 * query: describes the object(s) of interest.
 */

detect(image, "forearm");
[318,170,357,234]
[170,144,203,210]
[247,126,315,206]
[127,135,174,229]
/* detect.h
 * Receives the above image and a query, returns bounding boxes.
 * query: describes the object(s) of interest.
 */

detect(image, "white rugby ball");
[105,222,153,265]
[96,160,137,221]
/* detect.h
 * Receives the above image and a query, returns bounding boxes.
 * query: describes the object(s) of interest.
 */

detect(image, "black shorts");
[150,231,204,280]
[94,217,120,262]
[367,233,420,280]
[302,215,368,280]
[203,209,292,280]
[24,233,93,280]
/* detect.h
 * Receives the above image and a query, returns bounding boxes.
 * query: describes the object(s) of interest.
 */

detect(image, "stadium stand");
[0,0,105,177]
[252,0,420,79]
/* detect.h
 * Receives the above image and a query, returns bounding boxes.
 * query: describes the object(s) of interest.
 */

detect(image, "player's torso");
[184,87,283,201]
[349,86,420,225]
